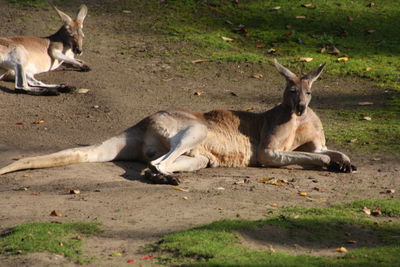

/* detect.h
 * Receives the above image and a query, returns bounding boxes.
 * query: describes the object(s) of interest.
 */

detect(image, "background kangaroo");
[0,2,89,96]
[0,60,355,184]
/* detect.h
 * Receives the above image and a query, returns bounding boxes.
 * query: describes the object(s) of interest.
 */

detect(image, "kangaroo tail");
[0,133,131,175]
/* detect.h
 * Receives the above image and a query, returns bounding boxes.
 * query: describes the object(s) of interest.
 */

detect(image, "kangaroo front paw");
[328,161,355,173]
[57,84,76,93]
[78,64,91,72]
[143,168,181,185]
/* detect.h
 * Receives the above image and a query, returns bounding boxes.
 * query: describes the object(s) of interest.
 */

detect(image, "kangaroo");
[0,2,90,96]
[0,60,355,184]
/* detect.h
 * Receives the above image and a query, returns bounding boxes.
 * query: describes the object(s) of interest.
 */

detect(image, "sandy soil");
[0,1,398,266]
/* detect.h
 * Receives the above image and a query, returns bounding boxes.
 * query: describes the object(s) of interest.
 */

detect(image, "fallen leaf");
[251,74,263,79]
[365,67,372,71]
[221,36,234,42]
[122,10,131,14]
[299,192,308,196]
[337,57,349,62]
[386,189,396,194]
[77,88,90,94]
[59,242,63,246]
[358,102,373,106]
[321,45,340,55]
[296,16,306,19]
[50,210,62,217]
[271,6,281,10]
[216,187,225,190]
[33,119,45,124]
[170,186,189,192]
[271,203,279,207]
[348,138,358,143]
[16,122,24,125]
[141,255,153,260]
[362,116,372,121]
[336,247,348,253]
[16,250,23,254]
[293,215,300,219]
[69,189,80,195]
[267,48,276,54]
[191,59,209,64]
[313,187,324,192]
[362,207,371,215]
[194,91,205,96]
[75,235,81,240]
[347,240,357,244]
[22,174,31,177]
[367,2,376,7]
[229,91,238,97]
[127,259,136,263]
[183,196,189,200]
[371,209,382,216]
[256,43,265,48]
[112,252,122,257]
[298,57,313,62]
[301,3,314,8]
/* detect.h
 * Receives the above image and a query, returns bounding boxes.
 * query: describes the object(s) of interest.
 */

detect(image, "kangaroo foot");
[57,84,76,93]
[15,88,60,96]
[143,168,180,185]
[328,161,357,173]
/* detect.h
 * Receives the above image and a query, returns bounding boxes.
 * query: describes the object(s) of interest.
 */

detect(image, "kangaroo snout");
[295,104,306,116]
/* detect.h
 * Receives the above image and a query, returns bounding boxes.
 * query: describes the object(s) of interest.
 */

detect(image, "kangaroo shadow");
[113,160,152,184]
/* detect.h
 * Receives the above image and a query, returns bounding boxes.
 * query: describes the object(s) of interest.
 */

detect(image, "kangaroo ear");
[274,59,298,82]
[49,2,73,24]
[303,63,326,83]
[76,5,88,23]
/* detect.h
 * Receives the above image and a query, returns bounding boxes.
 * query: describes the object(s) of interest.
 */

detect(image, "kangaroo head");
[51,3,88,55]
[274,59,325,116]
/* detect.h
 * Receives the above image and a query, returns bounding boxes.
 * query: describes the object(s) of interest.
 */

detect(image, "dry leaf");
[216,187,225,190]
[336,247,348,253]
[362,116,372,121]
[75,235,81,240]
[191,59,209,64]
[69,189,80,195]
[298,57,313,62]
[194,91,205,96]
[112,252,122,257]
[386,189,396,194]
[358,102,373,106]
[127,259,136,263]
[362,207,371,215]
[348,138,358,143]
[365,67,372,71]
[183,196,189,200]
[299,192,308,196]
[313,187,324,192]
[267,48,276,54]
[321,45,340,55]
[122,10,131,14]
[170,186,189,192]
[296,16,306,19]
[301,3,314,8]
[221,36,234,42]
[371,209,382,216]
[33,119,45,124]
[337,57,349,62]
[271,203,279,207]
[141,255,153,260]
[16,122,24,126]
[256,43,265,48]
[77,88,90,94]
[22,174,31,177]
[251,74,263,79]
[50,210,62,217]
[347,240,357,244]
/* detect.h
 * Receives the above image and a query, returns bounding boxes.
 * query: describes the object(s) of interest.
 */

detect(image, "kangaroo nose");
[295,104,306,116]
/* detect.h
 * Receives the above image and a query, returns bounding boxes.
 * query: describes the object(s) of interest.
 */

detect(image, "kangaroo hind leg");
[150,123,208,175]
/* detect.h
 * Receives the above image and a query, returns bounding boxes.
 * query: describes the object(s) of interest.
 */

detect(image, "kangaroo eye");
[306,92,311,95]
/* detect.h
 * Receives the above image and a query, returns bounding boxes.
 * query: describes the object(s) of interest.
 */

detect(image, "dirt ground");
[0,1,398,266]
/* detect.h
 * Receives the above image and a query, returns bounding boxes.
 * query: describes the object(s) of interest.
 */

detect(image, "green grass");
[322,95,400,155]
[0,222,101,264]
[8,0,50,7]
[153,199,400,266]
[150,0,400,89]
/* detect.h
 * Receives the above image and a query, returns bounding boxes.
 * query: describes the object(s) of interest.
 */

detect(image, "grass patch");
[0,222,101,264]
[153,199,400,266]
[8,0,50,7]
[322,94,400,155]
[149,0,400,89]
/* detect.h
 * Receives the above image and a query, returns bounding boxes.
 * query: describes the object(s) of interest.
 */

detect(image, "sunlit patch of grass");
[152,199,400,266]
[0,222,101,264]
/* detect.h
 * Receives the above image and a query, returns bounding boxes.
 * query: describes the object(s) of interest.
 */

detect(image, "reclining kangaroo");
[0,60,355,184]
[0,2,89,96]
